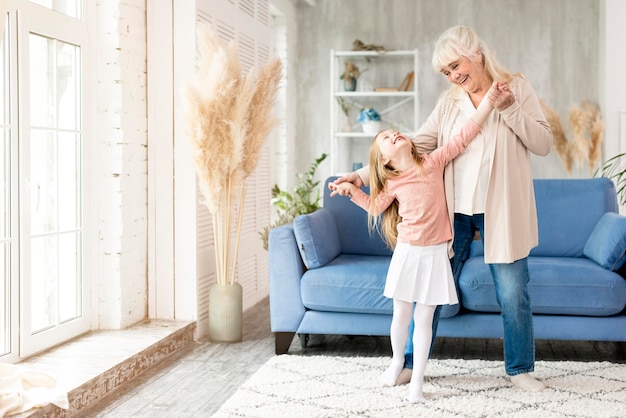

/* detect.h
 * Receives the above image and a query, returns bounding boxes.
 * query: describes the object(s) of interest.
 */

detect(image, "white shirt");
[452,95,494,215]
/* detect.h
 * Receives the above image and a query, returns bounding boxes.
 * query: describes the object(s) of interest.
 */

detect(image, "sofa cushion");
[293,209,341,269]
[583,212,626,271]
[459,256,626,316]
[300,254,392,314]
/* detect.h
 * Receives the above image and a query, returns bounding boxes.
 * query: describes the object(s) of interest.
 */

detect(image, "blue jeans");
[404,213,536,376]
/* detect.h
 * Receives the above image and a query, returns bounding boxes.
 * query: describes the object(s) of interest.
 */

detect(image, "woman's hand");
[489,81,515,111]
[329,171,363,197]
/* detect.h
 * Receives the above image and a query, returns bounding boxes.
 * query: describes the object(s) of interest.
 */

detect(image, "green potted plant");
[259,153,328,250]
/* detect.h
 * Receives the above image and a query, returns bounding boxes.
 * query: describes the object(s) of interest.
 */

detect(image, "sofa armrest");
[583,212,626,271]
[269,223,306,333]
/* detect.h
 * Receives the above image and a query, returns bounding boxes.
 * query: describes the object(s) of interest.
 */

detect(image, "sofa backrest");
[323,177,392,256]
[531,178,618,257]
[324,176,619,259]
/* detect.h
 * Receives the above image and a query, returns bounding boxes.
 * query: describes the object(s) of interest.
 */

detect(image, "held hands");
[488,81,515,112]
[329,180,358,198]
[329,171,363,197]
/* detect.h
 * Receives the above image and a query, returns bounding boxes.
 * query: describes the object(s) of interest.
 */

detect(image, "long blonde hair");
[431,26,518,89]
[367,132,424,249]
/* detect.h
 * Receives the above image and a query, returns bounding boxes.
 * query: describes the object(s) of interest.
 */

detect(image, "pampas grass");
[541,100,572,173]
[186,24,282,285]
[541,100,603,176]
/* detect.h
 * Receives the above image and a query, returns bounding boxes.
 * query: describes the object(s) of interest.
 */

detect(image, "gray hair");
[431,26,514,82]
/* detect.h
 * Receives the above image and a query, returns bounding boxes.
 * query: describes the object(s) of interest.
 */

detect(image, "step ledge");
[13,319,196,417]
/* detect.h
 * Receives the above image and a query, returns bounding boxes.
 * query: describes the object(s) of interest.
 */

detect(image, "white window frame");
[1,0,93,359]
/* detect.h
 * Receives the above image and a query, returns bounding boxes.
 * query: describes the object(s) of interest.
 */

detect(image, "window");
[1,0,90,360]
[0,12,16,360]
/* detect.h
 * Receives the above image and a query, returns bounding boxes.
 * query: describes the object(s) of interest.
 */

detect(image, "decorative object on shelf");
[185,24,282,342]
[352,39,388,52]
[336,97,353,132]
[259,153,328,250]
[540,100,604,175]
[340,61,360,91]
[399,71,415,91]
[358,107,381,134]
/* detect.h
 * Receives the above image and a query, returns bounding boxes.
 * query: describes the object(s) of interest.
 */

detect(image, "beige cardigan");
[359,77,552,263]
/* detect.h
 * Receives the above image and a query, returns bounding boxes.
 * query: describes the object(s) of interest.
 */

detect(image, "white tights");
[380,300,436,403]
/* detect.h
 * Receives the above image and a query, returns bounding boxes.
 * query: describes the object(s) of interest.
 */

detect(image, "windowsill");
[12,319,196,417]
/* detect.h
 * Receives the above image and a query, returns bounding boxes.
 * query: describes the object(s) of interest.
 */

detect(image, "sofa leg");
[274,332,295,355]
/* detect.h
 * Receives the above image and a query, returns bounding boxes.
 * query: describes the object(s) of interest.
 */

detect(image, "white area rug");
[213,355,626,417]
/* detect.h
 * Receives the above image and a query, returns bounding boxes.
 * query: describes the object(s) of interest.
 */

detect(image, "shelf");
[330,49,419,175]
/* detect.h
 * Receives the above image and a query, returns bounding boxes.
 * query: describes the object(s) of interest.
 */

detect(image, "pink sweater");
[350,120,481,246]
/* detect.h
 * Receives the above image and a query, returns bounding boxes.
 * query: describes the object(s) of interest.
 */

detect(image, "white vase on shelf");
[361,121,381,135]
[341,115,352,132]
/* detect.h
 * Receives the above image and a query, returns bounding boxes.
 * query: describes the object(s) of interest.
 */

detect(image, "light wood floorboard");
[82,297,626,417]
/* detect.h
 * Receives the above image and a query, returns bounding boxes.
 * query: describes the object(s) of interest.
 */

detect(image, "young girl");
[329,83,497,403]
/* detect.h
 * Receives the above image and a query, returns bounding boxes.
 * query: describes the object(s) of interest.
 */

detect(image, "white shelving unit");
[330,49,419,174]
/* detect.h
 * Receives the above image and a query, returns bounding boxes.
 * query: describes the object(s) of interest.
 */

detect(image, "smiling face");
[440,55,490,95]
[375,129,411,167]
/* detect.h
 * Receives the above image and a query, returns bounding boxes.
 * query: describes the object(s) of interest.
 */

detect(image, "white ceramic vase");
[208,282,243,343]
[361,121,381,135]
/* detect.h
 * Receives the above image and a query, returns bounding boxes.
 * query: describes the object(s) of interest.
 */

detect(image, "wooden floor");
[83,297,626,417]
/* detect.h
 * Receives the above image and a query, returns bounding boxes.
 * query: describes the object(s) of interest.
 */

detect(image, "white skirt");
[384,242,459,305]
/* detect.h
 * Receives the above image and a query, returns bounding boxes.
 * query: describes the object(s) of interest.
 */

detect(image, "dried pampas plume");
[540,100,572,173]
[185,24,283,284]
[541,99,603,176]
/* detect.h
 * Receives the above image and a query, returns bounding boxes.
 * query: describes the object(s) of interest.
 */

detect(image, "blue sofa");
[269,177,626,354]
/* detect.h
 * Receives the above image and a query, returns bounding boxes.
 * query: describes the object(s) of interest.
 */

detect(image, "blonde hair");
[367,131,424,249]
[431,26,517,88]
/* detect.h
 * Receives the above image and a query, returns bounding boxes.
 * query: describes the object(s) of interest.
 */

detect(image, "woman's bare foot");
[395,368,412,385]
[510,373,545,391]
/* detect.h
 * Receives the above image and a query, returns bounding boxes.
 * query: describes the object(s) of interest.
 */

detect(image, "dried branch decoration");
[185,24,282,285]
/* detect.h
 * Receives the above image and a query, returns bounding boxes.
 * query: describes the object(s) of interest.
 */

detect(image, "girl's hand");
[490,81,515,111]
[329,172,363,197]
[329,181,356,198]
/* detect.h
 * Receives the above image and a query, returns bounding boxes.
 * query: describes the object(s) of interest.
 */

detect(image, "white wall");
[95,0,148,329]
[600,0,626,159]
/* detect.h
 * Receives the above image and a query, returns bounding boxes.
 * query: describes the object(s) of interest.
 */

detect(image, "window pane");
[58,232,81,322]
[0,17,7,125]
[30,235,57,333]
[28,0,82,20]
[0,13,10,357]
[58,131,81,230]
[29,34,55,128]
[30,129,57,235]
[57,42,80,130]
[1,245,9,355]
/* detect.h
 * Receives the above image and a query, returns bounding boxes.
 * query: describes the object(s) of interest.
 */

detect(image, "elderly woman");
[332,25,552,393]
